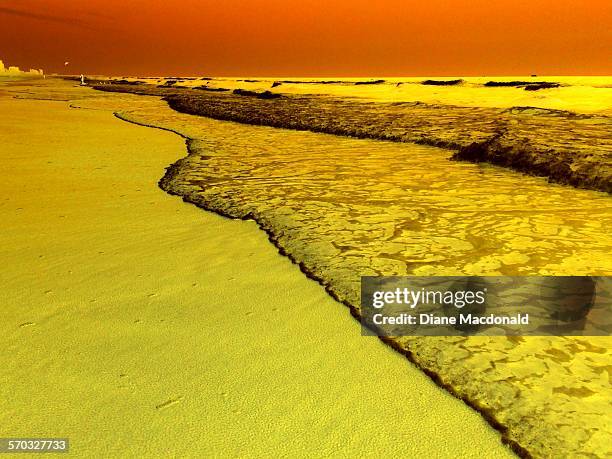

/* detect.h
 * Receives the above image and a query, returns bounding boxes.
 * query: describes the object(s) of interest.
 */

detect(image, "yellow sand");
[0,83,515,457]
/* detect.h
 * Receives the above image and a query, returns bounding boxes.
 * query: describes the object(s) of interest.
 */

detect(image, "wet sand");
[0,79,515,457]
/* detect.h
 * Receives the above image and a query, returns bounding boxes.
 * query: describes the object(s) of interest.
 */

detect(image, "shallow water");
[96,77,612,192]
[127,104,612,278]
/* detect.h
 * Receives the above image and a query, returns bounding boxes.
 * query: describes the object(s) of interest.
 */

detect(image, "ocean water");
[102,75,612,192]
[129,75,612,115]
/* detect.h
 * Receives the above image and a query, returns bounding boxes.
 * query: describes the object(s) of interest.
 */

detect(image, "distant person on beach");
[80,74,86,86]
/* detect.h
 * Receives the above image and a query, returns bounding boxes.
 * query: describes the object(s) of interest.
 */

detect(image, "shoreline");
[122,113,535,455]
[0,79,516,456]
[101,83,611,457]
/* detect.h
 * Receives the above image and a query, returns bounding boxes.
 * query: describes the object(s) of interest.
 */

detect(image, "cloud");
[0,6,100,30]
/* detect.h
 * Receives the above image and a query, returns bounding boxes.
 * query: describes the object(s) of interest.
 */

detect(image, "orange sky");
[1,0,611,76]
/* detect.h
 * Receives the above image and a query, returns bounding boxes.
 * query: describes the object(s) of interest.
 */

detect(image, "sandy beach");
[0,79,516,457]
[3,0,610,456]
